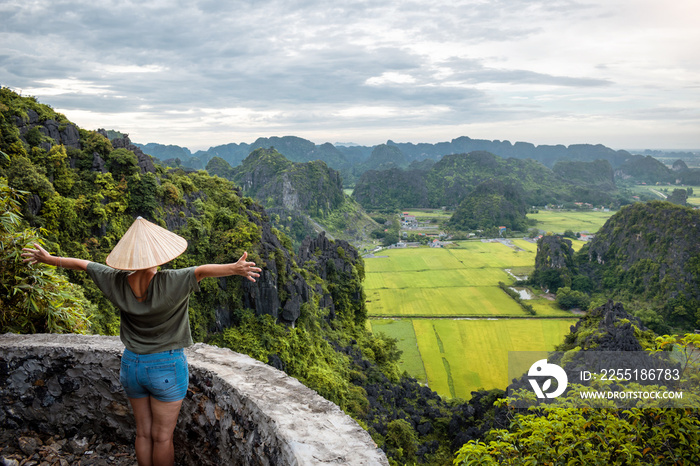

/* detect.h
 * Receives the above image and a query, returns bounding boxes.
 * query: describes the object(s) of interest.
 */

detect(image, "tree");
[555,286,590,310]
[382,230,399,247]
[385,418,418,464]
[106,148,139,179]
[666,189,689,206]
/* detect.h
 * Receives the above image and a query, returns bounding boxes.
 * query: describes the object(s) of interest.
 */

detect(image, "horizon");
[129,133,700,155]
[2,0,699,152]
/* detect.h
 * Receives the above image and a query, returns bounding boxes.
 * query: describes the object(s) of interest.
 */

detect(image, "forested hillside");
[353,151,626,213]
[206,148,377,247]
[4,87,699,466]
[552,158,616,191]
[581,201,700,332]
[446,179,528,232]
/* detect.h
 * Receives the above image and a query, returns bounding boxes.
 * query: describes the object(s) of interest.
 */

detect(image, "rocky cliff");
[530,235,576,291]
[231,148,344,214]
[208,148,376,247]
[297,232,366,324]
[103,130,156,174]
[558,300,652,352]
[240,202,312,325]
[508,300,657,396]
[0,88,365,332]
[12,108,80,152]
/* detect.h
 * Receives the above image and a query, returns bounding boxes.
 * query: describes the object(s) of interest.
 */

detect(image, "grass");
[424,319,575,398]
[364,267,511,290]
[527,210,614,234]
[364,242,577,318]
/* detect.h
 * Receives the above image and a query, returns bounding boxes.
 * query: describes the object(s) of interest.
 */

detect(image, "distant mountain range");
[135,135,700,187]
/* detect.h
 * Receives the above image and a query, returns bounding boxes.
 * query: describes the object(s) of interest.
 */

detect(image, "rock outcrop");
[99,129,156,174]
[239,203,312,326]
[535,235,575,270]
[564,299,649,352]
[13,109,81,151]
[530,235,576,290]
[580,201,700,331]
[298,232,366,322]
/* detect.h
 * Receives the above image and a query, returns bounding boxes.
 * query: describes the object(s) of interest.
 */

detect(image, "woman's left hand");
[235,252,262,282]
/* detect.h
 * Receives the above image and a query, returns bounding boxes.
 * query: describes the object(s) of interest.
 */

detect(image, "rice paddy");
[366,238,579,399]
[527,210,614,234]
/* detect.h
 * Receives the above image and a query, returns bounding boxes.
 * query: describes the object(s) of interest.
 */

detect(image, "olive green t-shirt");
[86,262,200,354]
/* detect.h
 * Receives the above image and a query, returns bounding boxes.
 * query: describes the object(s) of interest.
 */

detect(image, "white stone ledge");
[0,333,388,465]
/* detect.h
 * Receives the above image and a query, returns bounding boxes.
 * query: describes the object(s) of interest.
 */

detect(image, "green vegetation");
[353,150,628,212]
[555,286,591,310]
[0,180,93,334]
[371,319,427,382]
[617,154,675,183]
[411,319,574,399]
[6,87,700,466]
[455,403,700,465]
[446,180,528,232]
[579,202,700,332]
[552,159,615,191]
[0,88,483,465]
[527,202,700,333]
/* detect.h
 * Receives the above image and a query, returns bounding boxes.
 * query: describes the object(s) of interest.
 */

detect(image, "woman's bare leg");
[129,396,183,466]
[150,397,184,466]
[129,397,154,466]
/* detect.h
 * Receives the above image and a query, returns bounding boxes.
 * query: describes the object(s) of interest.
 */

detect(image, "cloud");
[1,0,699,149]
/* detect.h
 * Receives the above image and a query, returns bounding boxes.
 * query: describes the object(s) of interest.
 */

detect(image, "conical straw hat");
[106,217,188,270]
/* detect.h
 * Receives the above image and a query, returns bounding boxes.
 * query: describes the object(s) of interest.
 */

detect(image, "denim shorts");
[120,348,189,402]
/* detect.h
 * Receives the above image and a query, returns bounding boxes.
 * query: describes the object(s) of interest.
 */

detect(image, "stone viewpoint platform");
[0,333,388,465]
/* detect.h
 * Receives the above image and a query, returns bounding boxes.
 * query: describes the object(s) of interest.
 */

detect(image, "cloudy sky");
[1,0,699,151]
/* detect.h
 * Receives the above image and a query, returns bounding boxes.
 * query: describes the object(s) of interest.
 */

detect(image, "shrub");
[0,179,93,334]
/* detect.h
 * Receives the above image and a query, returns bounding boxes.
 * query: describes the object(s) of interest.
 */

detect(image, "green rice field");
[365,240,578,398]
[401,208,453,220]
[371,318,576,399]
[365,241,573,318]
[527,210,614,234]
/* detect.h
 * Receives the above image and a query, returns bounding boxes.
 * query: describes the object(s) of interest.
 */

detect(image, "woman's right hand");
[22,243,52,266]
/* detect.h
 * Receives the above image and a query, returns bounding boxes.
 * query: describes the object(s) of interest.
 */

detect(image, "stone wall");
[0,334,388,465]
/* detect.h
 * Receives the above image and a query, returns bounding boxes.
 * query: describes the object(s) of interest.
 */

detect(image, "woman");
[22,217,262,466]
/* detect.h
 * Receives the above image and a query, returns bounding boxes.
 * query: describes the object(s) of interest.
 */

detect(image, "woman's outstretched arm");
[194,251,262,283]
[22,243,90,271]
